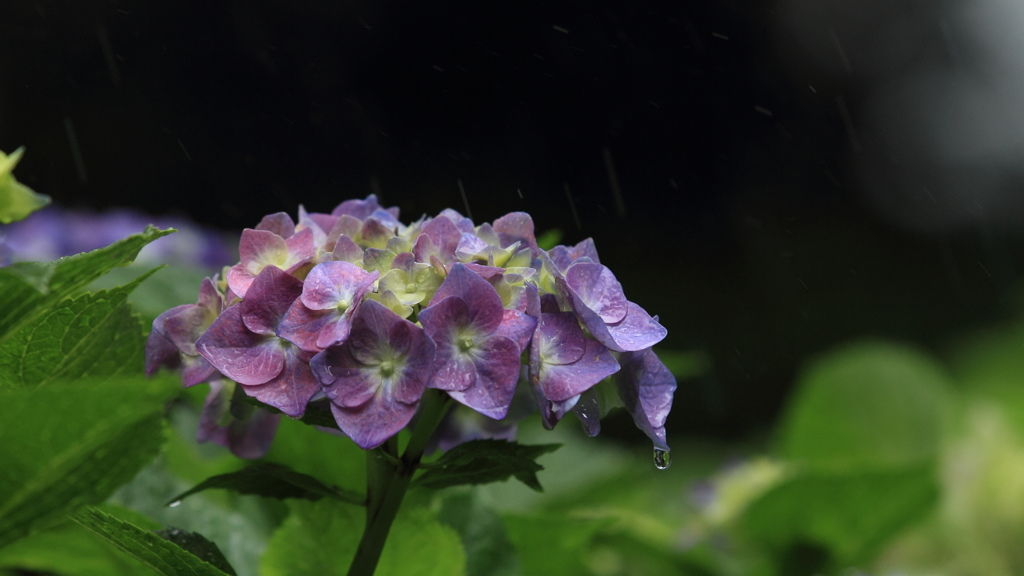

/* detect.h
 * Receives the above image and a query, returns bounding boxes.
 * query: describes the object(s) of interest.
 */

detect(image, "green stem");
[346,390,452,576]
[365,436,398,528]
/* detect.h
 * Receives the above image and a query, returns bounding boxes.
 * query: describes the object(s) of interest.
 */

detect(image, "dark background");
[2,0,1021,441]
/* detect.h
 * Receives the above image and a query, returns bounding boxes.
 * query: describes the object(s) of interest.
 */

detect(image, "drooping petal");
[582,301,668,353]
[197,306,285,385]
[613,348,676,451]
[145,310,184,376]
[197,380,281,459]
[537,339,619,402]
[180,353,218,387]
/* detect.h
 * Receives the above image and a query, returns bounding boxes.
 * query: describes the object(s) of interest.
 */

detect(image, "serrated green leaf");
[70,507,233,576]
[0,268,159,390]
[740,463,939,570]
[413,440,561,492]
[260,500,466,576]
[167,463,364,507]
[779,340,949,470]
[0,147,50,224]
[0,225,174,342]
[0,518,153,576]
[0,376,178,549]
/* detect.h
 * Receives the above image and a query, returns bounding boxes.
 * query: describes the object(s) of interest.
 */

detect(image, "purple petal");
[568,238,600,264]
[278,301,343,352]
[327,215,364,248]
[282,227,317,273]
[360,217,393,249]
[439,208,475,233]
[614,348,676,451]
[585,301,668,353]
[537,339,619,402]
[564,262,628,324]
[330,394,418,449]
[241,346,320,417]
[311,344,379,408]
[455,233,490,262]
[300,261,378,311]
[427,263,504,334]
[197,380,281,459]
[256,212,296,238]
[463,262,505,280]
[493,212,539,257]
[241,266,304,335]
[447,335,521,419]
[331,194,386,221]
[535,311,586,365]
[197,306,285,385]
[494,309,537,353]
[181,354,218,387]
[145,310,184,376]
[162,305,215,356]
[331,234,364,263]
[415,215,461,264]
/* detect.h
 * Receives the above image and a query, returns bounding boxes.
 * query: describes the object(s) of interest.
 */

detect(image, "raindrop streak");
[654,449,671,470]
[168,500,182,508]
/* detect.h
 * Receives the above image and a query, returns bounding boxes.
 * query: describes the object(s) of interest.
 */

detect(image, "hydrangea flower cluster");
[147,195,676,462]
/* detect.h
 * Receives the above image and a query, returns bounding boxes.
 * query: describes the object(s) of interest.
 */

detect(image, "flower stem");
[346,390,452,576]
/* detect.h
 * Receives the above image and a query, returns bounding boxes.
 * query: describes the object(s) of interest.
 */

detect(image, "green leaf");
[154,527,238,576]
[437,490,520,576]
[413,440,562,492]
[0,268,159,390]
[779,340,949,470]
[535,228,562,251]
[0,225,174,342]
[0,518,153,576]
[0,376,178,549]
[0,147,50,224]
[167,463,364,507]
[501,513,612,576]
[739,463,939,570]
[260,500,466,576]
[70,506,234,576]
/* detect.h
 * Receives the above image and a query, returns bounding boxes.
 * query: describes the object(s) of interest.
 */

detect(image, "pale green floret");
[0,147,50,224]
[370,289,414,319]
[457,335,475,353]
[379,360,395,378]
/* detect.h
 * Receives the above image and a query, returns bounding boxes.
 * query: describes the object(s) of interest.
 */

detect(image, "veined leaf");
[167,463,364,507]
[0,376,178,549]
[0,225,174,342]
[71,507,234,576]
[413,440,561,492]
[0,268,159,389]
